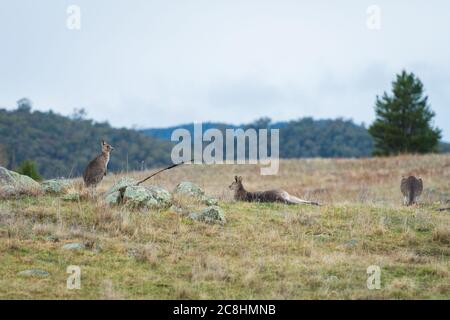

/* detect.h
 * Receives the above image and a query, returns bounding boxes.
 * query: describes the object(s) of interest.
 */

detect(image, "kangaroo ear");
[238,176,243,182]
[234,176,238,182]
[101,140,106,145]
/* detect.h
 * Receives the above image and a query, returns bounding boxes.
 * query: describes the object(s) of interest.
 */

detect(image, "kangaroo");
[83,140,114,188]
[400,176,423,206]
[229,176,319,205]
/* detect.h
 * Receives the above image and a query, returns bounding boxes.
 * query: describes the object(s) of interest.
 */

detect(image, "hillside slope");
[0,108,173,178]
[142,118,375,158]
[143,118,450,158]
[0,154,448,299]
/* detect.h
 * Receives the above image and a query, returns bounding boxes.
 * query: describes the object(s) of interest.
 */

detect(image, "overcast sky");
[1,0,449,139]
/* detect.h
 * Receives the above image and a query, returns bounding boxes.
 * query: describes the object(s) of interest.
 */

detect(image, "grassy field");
[0,154,449,299]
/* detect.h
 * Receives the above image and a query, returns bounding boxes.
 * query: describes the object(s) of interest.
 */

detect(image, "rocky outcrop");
[0,167,42,198]
[104,177,171,209]
[104,177,138,205]
[122,185,172,209]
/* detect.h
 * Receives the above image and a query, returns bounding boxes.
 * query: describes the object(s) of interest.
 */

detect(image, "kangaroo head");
[101,140,114,153]
[229,176,243,190]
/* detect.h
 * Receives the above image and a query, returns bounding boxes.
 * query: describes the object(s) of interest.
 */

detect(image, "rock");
[104,177,172,209]
[0,167,15,185]
[189,206,226,225]
[174,181,205,197]
[62,242,85,250]
[41,179,72,194]
[104,177,138,205]
[105,191,121,206]
[123,186,156,208]
[147,185,172,205]
[18,269,50,277]
[174,181,218,205]
[107,177,138,195]
[203,196,219,206]
[0,166,42,197]
[123,185,172,209]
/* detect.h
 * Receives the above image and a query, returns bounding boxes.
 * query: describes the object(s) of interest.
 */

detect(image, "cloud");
[0,0,449,139]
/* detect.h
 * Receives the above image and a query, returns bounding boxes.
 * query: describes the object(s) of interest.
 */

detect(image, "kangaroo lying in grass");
[229,176,319,205]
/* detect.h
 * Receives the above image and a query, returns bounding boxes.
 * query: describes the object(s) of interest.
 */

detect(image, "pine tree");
[369,70,441,156]
[16,160,43,181]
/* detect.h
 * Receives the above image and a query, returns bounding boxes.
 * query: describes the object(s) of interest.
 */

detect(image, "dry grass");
[0,154,449,299]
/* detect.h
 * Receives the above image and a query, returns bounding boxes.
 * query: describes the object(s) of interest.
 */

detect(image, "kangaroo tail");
[408,190,415,206]
[286,194,320,206]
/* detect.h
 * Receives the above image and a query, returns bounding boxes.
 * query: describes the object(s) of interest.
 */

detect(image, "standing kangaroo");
[83,140,114,188]
[400,176,423,206]
[229,176,319,205]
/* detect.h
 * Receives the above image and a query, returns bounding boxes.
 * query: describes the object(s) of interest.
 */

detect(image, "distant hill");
[1,104,448,180]
[440,142,450,153]
[142,118,374,158]
[0,108,173,178]
[142,122,243,140]
[142,118,450,159]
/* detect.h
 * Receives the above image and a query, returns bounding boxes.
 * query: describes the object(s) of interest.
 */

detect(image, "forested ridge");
[0,107,173,178]
[1,106,448,179]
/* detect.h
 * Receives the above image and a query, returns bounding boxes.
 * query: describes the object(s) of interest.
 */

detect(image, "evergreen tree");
[369,70,441,156]
[16,160,43,181]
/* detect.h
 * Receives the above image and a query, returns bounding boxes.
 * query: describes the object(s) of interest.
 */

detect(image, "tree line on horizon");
[0,71,447,179]
[0,105,173,178]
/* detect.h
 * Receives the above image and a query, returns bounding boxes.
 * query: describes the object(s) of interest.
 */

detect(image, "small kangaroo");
[83,140,114,188]
[400,176,423,206]
[229,176,319,205]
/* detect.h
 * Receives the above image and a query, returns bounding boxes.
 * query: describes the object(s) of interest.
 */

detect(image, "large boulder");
[189,206,226,225]
[174,181,218,205]
[123,185,172,210]
[0,167,42,197]
[104,177,172,209]
[147,185,172,206]
[41,179,72,194]
[174,181,205,197]
[107,177,138,195]
[104,177,138,205]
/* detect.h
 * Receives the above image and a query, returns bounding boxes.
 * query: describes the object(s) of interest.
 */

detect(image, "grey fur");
[400,176,423,206]
[83,140,114,188]
[229,176,319,205]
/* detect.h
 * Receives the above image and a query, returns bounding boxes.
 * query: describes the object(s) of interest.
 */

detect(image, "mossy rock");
[189,206,226,225]
[174,181,205,197]
[174,181,218,205]
[123,185,172,210]
[0,166,42,197]
[42,179,72,194]
[104,177,138,205]
[106,177,138,195]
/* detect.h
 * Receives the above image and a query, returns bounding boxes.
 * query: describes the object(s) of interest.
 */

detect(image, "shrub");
[16,160,43,181]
